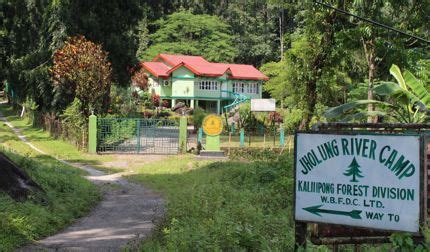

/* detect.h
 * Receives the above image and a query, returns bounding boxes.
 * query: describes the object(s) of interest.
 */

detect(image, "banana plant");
[325,65,430,123]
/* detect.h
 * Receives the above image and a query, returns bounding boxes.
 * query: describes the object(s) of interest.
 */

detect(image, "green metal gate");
[97,118,180,154]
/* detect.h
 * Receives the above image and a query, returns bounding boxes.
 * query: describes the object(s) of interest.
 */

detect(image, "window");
[163,80,171,86]
[198,80,218,90]
[247,83,258,94]
[233,82,259,94]
[233,82,245,93]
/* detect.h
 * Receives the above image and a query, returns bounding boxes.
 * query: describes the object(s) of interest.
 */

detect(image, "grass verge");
[0,108,100,251]
[127,154,296,251]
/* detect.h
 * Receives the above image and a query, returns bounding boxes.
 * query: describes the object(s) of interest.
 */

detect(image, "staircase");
[221,90,249,113]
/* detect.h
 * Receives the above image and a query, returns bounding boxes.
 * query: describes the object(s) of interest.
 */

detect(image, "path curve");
[0,111,165,251]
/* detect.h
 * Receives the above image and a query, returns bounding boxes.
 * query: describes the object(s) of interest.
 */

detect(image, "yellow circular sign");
[202,114,223,136]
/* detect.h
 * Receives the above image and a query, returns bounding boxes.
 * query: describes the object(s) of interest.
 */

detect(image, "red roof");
[143,54,269,81]
[141,62,170,78]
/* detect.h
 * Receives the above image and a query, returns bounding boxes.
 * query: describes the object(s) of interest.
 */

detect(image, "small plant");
[390,232,426,251]
[152,94,160,108]
[131,66,149,91]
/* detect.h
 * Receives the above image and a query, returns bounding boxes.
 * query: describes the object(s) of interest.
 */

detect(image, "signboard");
[202,114,223,136]
[251,99,276,112]
[295,133,422,233]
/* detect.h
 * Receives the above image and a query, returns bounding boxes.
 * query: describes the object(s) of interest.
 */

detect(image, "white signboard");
[295,133,421,233]
[251,99,276,112]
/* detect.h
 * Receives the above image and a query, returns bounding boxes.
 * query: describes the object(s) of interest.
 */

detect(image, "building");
[140,54,269,114]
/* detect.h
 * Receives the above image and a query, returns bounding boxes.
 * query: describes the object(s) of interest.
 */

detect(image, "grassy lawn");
[126,153,297,251]
[0,111,100,250]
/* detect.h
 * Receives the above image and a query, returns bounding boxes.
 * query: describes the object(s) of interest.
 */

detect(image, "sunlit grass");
[0,106,100,250]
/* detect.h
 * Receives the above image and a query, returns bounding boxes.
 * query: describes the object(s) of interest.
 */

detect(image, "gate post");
[179,116,187,153]
[197,128,203,143]
[136,119,141,153]
[240,128,245,147]
[88,114,97,154]
[280,124,285,147]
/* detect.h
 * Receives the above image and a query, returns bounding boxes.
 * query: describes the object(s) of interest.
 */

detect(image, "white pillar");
[172,99,176,108]
[195,100,199,108]
[190,99,195,109]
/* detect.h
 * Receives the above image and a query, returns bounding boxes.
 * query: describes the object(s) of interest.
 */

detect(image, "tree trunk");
[299,1,341,130]
[362,37,378,123]
[0,152,43,201]
[279,9,284,60]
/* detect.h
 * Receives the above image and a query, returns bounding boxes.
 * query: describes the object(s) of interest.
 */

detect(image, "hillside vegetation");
[0,116,100,250]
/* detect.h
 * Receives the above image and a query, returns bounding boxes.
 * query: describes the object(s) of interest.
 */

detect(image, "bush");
[109,86,136,116]
[51,35,112,117]
[99,116,137,145]
[60,98,87,148]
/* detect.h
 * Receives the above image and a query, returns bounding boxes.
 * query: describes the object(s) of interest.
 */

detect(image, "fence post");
[280,125,285,147]
[88,114,97,154]
[240,128,245,147]
[136,119,141,153]
[198,127,203,143]
[179,116,187,153]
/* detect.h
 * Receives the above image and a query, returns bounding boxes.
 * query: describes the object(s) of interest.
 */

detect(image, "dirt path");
[0,112,165,251]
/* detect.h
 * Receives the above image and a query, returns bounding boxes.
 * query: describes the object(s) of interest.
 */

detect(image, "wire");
[314,0,430,45]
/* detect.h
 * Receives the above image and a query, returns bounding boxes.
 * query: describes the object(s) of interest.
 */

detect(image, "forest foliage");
[1,0,430,130]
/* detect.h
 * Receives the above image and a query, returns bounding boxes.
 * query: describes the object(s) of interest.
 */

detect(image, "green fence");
[96,117,181,154]
[196,125,294,150]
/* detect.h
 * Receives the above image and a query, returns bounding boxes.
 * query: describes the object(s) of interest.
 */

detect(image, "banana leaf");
[389,64,407,90]
[341,110,388,122]
[373,82,411,106]
[403,70,430,107]
[324,100,392,119]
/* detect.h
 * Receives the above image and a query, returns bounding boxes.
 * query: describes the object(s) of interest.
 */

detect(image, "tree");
[51,36,112,117]
[140,11,238,62]
[58,0,144,85]
[325,64,430,123]
[344,157,363,182]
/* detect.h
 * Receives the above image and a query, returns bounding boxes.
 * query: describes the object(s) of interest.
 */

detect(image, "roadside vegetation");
[2,103,430,250]
[128,152,419,251]
[0,109,100,251]
[128,154,295,251]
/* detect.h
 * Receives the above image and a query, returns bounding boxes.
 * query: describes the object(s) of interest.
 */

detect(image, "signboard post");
[200,114,224,157]
[294,132,424,248]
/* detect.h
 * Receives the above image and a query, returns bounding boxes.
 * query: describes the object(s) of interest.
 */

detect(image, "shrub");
[152,94,160,107]
[60,98,87,148]
[131,67,149,91]
[51,35,112,117]
[109,86,136,116]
